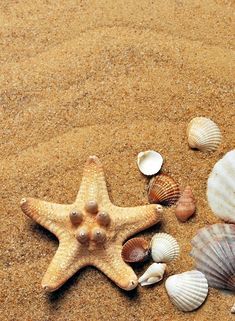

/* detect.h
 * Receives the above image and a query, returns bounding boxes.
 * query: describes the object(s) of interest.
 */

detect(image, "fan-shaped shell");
[121,238,149,263]
[207,150,235,223]
[151,233,180,263]
[138,263,166,286]
[165,270,208,312]
[175,186,196,222]
[148,174,180,206]
[187,117,222,152]
[137,150,163,176]
[190,223,235,291]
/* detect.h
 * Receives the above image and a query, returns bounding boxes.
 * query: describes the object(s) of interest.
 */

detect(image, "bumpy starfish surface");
[21,156,162,292]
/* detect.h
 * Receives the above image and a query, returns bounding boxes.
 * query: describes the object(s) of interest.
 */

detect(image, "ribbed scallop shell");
[190,223,235,291]
[137,150,163,176]
[151,233,180,263]
[165,270,208,312]
[175,186,196,222]
[148,174,180,206]
[207,150,235,223]
[187,117,222,152]
[138,263,166,286]
[121,237,150,263]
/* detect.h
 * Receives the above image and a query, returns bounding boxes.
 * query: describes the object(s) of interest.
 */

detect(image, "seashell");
[165,270,208,312]
[138,263,166,286]
[148,174,180,206]
[187,117,222,152]
[190,223,235,291]
[231,303,235,314]
[175,186,196,222]
[151,233,180,263]
[121,238,150,263]
[207,149,235,223]
[137,150,163,176]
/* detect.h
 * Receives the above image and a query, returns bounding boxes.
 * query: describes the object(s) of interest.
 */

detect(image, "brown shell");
[121,238,150,263]
[175,186,196,222]
[148,174,180,206]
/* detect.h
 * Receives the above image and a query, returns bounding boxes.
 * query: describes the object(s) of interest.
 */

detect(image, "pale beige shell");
[191,223,235,291]
[175,186,196,222]
[148,174,180,206]
[121,237,150,263]
[187,117,222,152]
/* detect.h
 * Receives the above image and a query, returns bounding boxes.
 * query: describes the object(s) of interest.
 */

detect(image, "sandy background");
[0,1,235,320]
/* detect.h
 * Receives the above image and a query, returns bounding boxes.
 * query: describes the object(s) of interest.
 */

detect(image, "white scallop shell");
[187,117,222,152]
[151,233,180,263]
[190,223,235,291]
[137,150,163,176]
[138,263,166,286]
[207,149,235,223]
[165,270,208,312]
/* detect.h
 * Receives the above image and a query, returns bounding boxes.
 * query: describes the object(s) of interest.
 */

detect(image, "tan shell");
[148,174,180,206]
[121,238,150,263]
[175,186,196,222]
[187,117,222,152]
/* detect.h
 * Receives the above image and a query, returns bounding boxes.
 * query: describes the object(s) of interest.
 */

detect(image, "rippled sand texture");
[1,1,234,321]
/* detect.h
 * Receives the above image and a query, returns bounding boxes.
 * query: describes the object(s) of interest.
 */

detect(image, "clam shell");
[207,149,235,223]
[121,238,149,263]
[151,233,180,263]
[165,270,208,312]
[175,186,196,222]
[138,263,166,286]
[190,223,235,291]
[137,150,163,176]
[148,174,180,205]
[187,117,222,152]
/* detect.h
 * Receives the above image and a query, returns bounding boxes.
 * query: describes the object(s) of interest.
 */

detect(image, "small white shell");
[165,270,208,312]
[137,150,163,176]
[151,233,180,263]
[231,303,235,314]
[138,263,166,286]
[187,117,222,152]
[207,149,235,223]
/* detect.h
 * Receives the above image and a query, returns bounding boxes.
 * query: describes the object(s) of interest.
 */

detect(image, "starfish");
[20,156,162,292]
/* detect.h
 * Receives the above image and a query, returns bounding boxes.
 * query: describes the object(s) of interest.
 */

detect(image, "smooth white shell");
[187,117,222,152]
[207,149,235,223]
[138,263,166,286]
[151,233,180,263]
[231,303,235,314]
[165,270,208,312]
[190,223,235,291]
[137,150,163,176]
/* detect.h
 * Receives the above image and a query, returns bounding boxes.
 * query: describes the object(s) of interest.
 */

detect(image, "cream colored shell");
[187,117,222,152]
[207,149,235,223]
[190,223,235,291]
[165,270,208,312]
[138,263,166,286]
[137,150,163,176]
[151,233,180,263]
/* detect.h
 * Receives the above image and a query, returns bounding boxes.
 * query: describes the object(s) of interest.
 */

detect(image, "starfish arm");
[76,156,110,205]
[20,197,72,239]
[94,247,138,291]
[112,204,163,242]
[41,236,87,292]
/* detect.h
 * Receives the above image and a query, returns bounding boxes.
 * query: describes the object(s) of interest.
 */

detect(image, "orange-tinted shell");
[175,186,196,222]
[121,238,150,263]
[148,174,180,206]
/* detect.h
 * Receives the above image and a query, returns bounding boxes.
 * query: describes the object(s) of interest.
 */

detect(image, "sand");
[0,1,235,320]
